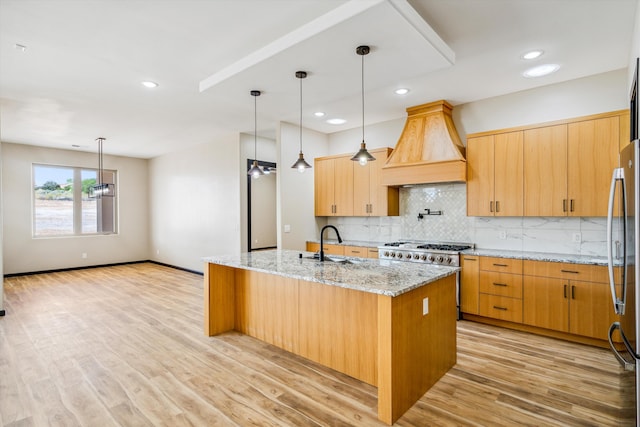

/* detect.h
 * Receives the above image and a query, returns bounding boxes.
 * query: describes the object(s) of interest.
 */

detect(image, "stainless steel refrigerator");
[608,138,639,425]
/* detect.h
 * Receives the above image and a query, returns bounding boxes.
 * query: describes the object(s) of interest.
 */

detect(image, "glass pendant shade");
[89,137,115,198]
[352,45,375,166]
[248,159,264,179]
[247,90,263,178]
[291,71,312,173]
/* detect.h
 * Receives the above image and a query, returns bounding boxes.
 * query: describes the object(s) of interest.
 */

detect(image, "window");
[33,164,117,237]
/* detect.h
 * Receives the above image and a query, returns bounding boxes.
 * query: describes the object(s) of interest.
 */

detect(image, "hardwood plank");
[0,263,633,426]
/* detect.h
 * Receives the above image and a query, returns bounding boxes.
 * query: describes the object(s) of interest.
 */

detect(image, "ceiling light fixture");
[247,90,264,179]
[327,118,346,125]
[89,137,116,198]
[523,63,560,78]
[521,50,544,60]
[394,88,410,95]
[14,43,27,52]
[314,111,325,117]
[351,45,375,166]
[291,71,312,173]
[141,81,158,88]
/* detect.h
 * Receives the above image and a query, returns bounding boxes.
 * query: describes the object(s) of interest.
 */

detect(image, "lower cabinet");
[522,260,619,341]
[305,242,378,258]
[460,255,479,315]
[478,256,523,323]
[305,242,344,256]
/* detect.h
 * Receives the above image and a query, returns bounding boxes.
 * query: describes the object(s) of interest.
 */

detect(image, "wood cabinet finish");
[460,255,479,315]
[314,156,353,216]
[477,256,523,323]
[479,256,523,274]
[305,241,344,256]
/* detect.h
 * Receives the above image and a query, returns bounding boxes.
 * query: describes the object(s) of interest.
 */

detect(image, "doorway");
[247,159,277,252]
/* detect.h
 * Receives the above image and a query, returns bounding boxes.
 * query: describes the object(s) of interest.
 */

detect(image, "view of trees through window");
[33,164,116,236]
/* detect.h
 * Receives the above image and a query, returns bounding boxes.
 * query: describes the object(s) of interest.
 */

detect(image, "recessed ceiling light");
[141,81,158,88]
[523,64,560,78]
[326,118,346,125]
[394,88,410,95]
[314,111,326,117]
[521,50,544,60]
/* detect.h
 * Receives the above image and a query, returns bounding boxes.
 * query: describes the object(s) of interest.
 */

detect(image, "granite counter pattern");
[203,249,458,297]
[463,248,610,266]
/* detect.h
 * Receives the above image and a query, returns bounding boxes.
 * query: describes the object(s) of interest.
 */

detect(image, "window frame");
[32,163,118,238]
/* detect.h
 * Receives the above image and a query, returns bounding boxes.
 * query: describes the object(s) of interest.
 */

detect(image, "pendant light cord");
[361,51,365,144]
[300,75,303,152]
[254,94,257,160]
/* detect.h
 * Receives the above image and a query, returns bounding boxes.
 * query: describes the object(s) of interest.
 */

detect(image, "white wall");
[0,142,4,314]
[2,142,149,275]
[278,121,329,250]
[149,134,241,273]
[328,118,404,155]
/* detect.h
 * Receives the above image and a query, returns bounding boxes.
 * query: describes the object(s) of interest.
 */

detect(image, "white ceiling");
[0,0,637,159]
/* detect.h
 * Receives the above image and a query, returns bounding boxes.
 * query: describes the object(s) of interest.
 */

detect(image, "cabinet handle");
[493,263,508,267]
[570,199,575,212]
[571,285,575,299]
[560,269,579,274]
[352,250,361,254]
[563,284,568,298]
[563,199,567,212]
[493,282,508,287]
[496,201,500,213]
[490,201,494,213]
[463,257,477,261]
[493,306,508,311]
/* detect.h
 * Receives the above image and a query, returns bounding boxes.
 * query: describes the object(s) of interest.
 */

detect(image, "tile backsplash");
[327,183,608,256]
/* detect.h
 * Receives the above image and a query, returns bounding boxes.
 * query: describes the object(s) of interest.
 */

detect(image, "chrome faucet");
[320,225,342,261]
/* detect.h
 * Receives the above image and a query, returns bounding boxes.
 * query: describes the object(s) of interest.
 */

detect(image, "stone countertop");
[462,248,611,266]
[203,249,459,297]
[306,239,387,247]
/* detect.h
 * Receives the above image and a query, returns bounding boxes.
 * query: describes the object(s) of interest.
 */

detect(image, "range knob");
[384,251,390,257]
[436,255,444,263]
[390,252,396,258]
[428,254,436,262]
[397,253,403,259]
[444,256,452,264]
[413,254,420,260]
[420,254,427,261]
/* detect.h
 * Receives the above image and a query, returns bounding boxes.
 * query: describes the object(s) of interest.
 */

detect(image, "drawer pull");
[493,282,508,287]
[561,269,579,274]
[493,306,508,311]
[352,250,361,253]
[493,263,508,267]
[563,284,568,298]
[571,285,576,299]
[463,257,477,261]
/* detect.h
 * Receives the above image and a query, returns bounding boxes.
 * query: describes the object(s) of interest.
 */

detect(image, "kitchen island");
[203,249,459,424]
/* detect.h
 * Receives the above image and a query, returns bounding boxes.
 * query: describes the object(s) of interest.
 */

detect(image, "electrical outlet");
[573,232,582,243]
[284,224,291,233]
[156,249,160,255]
[422,297,429,315]
[499,230,507,240]
[81,253,87,259]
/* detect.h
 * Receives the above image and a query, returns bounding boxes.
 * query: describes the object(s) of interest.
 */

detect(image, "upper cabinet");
[315,148,399,217]
[467,131,523,216]
[468,110,629,217]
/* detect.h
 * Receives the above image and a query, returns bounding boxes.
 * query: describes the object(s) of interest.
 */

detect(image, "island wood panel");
[234,269,299,354]
[204,262,236,336]
[298,280,378,386]
[377,274,457,425]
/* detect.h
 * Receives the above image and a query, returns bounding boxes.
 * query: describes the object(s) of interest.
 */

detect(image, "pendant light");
[247,90,264,179]
[88,137,115,198]
[291,71,312,173]
[351,45,376,166]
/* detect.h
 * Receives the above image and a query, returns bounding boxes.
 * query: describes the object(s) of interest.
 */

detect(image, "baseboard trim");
[3,260,203,278]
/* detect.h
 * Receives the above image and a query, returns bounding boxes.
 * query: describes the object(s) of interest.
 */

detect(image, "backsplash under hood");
[381,100,466,186]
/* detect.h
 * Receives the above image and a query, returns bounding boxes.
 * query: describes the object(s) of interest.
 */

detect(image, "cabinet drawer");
[367,248,379,259]
[344,245,367,257]
[479,271,523,298]
[480,256,523,274]
[323,244,344,256]
[479,294,523,323]
[523,260,614,282]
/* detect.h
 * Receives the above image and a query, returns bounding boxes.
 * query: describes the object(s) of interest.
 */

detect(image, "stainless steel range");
[379,241,475,320]
[378,241,474,267]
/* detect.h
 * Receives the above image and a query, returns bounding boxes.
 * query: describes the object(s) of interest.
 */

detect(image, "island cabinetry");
[315,149,398,217]
[460,255,479,315]
[353,148,399,216]
[314,155,353,216]
[467,132,523,216]
[522,260,619,340]
[478,257,523,323]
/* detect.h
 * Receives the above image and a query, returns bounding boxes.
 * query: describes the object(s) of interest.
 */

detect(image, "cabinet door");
[523,124,568,216]
[569,280,617,340]
[494,131,523,216]
[369,148,396,216]
[466,136,495,216]
[460,256,479,315]
[333,156,354,216]
[567,117,619,216]
[353,161,370,216]
[367,247,379,259]
[314,158,335,216]
[523,275,569,332]
[322,244,344,256]
[344,245,367,257]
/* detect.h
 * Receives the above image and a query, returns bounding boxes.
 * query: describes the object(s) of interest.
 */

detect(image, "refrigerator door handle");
[608,322,637,371]
[607,167,626,315]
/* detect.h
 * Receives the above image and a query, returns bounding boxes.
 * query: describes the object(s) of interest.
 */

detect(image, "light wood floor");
[0,262,634,426]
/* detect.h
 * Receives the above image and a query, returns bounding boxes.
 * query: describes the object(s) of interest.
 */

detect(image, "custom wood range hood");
[381,100,466,186]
